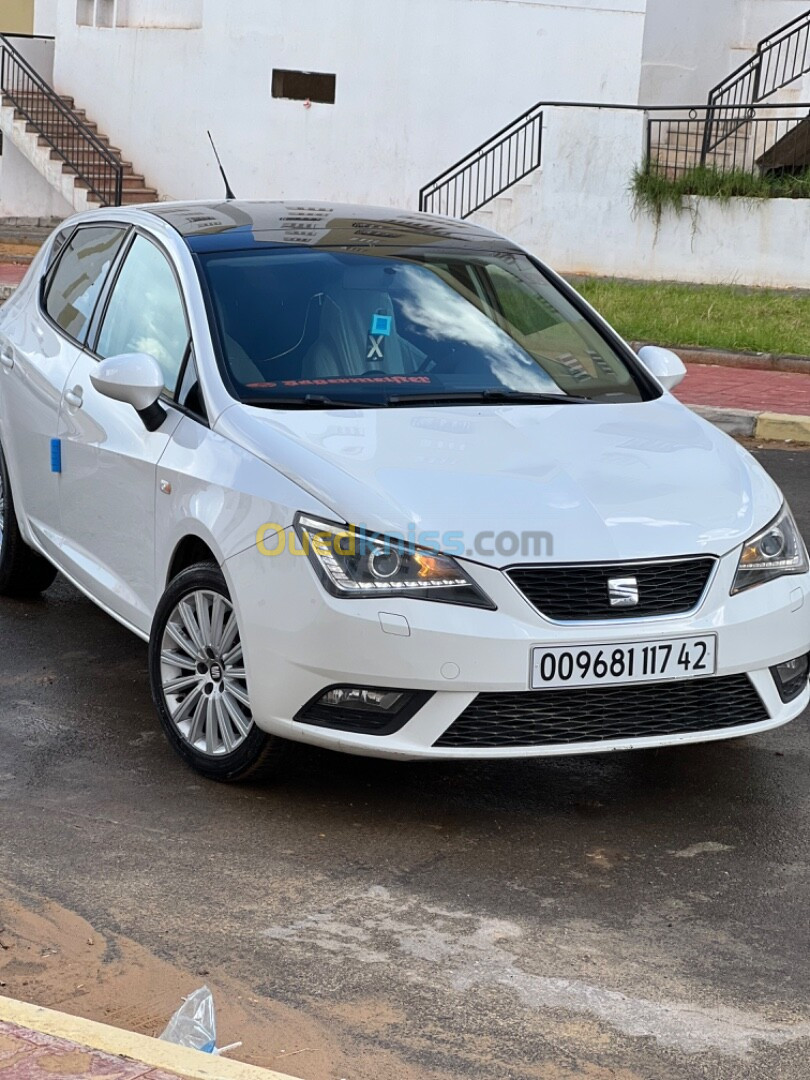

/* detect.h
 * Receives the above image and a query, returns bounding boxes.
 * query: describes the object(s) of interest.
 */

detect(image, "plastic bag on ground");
[159,985,241,1056]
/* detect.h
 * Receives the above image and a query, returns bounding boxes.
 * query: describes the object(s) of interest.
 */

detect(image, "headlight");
[731,503,809,594]
[295,514,495,608]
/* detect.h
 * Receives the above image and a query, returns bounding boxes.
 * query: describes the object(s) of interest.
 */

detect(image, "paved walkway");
[675,362,810,414]
[0,263,26,288]
[0,1019,192,1079]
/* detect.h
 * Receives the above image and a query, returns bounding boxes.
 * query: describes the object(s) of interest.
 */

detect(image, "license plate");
[530,635,717,690]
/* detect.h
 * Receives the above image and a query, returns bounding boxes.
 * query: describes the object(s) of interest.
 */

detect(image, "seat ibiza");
[0,201,807,780]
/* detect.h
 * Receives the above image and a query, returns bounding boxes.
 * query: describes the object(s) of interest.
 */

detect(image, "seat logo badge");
[608,576,639,608]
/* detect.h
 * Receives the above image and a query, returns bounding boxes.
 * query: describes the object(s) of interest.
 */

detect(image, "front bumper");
[225,536,810,760]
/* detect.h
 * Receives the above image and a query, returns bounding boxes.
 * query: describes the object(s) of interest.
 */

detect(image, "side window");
[97,234,190,399]
[45,225,126,342]
[45,226,74,273]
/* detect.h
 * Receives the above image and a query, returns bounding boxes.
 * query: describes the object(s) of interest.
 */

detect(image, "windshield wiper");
[244,395,386,409]
[385,389,592,407]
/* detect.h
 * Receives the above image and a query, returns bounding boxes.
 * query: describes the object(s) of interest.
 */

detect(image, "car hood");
[216,397,782,566]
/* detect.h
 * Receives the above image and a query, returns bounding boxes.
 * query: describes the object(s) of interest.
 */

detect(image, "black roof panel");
[146,200,516,253]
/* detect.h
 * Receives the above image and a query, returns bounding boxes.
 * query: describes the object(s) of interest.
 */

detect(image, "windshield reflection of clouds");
[396,266,561,394]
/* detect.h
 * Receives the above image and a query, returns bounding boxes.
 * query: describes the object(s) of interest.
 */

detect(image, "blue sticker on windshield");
[370,314,392,337]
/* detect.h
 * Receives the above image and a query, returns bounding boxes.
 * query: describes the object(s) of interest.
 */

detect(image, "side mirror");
[89,352,168,431]
[637,346,687,392]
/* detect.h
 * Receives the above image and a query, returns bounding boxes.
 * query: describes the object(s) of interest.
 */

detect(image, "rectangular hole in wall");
[95,0,115,28]
[272,69,336,105]
[76,0,94,26]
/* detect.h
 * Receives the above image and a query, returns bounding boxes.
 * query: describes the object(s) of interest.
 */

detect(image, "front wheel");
[148,562,277,781]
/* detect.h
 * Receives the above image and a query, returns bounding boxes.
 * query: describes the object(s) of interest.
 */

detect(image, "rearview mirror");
[637,346,687,392]
[89,352,167,431]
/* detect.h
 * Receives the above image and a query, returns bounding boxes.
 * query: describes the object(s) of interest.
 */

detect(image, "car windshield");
[198,247,647,407]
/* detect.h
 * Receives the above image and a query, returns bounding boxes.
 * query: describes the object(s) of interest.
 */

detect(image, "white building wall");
[641,0,810,105]
[46,0,647,206]
[641,0,739,105]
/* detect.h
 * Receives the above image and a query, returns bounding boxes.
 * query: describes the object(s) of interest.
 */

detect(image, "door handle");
[64,387,83,409]
[0,346,14,371]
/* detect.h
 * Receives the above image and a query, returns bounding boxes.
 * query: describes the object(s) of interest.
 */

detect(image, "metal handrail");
[419,105,543,219]
[420,99,810,219]
[702,7,810,160]
[0,33,123,205]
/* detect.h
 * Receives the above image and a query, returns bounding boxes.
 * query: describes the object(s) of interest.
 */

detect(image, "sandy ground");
[0,888,466,1080]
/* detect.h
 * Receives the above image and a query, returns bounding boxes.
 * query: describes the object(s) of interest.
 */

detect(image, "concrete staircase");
[0,87,158,212]
[649,121,737,178]
[649,82,806,178]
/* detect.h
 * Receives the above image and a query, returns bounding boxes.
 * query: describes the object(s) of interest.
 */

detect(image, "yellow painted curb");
[0,995,301,1080]
[755,412,810,445]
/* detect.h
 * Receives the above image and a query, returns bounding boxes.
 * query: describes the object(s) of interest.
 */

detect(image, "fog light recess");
[771,654,810,703]
[295,685,433,736]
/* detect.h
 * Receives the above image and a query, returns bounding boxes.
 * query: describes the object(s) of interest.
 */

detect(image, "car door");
[57,231,189,634]
[0,224,127,561]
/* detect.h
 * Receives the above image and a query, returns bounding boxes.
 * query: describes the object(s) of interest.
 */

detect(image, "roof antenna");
[207,130,236,200]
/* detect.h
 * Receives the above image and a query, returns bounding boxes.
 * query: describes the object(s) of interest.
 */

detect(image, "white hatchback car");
[0,201,808,781]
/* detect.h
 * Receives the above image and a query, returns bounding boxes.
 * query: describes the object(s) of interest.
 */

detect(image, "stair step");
[47,147,133,169]
[120,189,160,204]
[70,173,150,192]
[0,222,60,245]
[650,148,734,170]
[64,163,146,182]
[36,131,124,155]
[668,131,718,151]
[29,120,101,139]
[85,191,159,207]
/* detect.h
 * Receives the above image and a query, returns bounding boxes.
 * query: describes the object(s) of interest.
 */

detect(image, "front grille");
[434,675,768,748]
[508,558,716,621]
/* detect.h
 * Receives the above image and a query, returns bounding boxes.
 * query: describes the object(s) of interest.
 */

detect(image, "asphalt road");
[0,449,808,1080]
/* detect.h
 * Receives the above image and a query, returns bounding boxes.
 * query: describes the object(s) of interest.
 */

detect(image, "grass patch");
[633,164,810,223]
[573,278,810,357]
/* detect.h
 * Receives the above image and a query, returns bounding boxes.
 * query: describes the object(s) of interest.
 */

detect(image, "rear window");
[45,225,127,342]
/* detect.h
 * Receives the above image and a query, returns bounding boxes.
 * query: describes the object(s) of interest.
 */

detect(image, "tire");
[0,442,58,598]
[148,561,277,781]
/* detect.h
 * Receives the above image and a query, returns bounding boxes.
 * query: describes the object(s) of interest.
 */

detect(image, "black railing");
[419,104,542,218]
[702,7,810,160]
[650,103,810,180]
[0,34,123,206]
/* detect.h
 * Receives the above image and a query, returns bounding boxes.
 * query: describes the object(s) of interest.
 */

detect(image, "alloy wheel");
[159,589,253,756]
